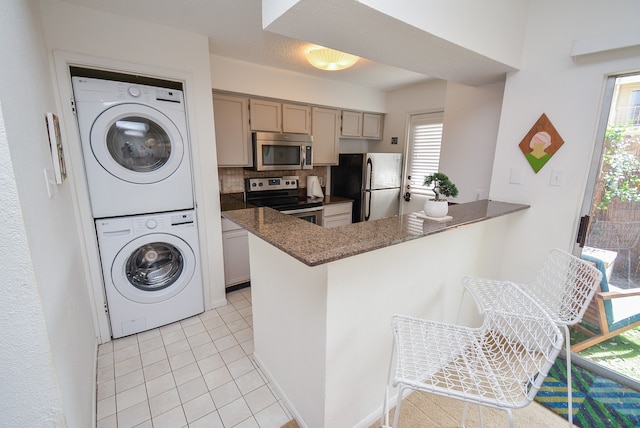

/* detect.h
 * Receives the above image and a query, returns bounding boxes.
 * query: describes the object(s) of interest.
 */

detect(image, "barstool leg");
[382,341,395,428]
[564,325,573,427]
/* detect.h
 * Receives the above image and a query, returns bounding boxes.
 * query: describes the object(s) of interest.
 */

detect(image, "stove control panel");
[246,177,298,192]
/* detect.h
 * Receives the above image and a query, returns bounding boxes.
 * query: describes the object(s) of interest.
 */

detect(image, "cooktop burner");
[245,177,322,211]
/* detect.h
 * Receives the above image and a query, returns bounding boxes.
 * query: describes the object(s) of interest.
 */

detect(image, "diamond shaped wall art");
[519,113,564,173]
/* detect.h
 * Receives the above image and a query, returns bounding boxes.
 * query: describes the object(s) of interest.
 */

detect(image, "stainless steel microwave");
[251,132,313,171]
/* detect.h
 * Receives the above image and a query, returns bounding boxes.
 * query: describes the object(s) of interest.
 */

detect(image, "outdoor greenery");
[423,172,458,201]
[571,327,640,382]
[597,124,640,210]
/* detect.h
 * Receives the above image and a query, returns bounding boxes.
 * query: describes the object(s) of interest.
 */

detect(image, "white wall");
[40,0,227,334]
[490,0,640,280]
[440,81,504,203]
[377,78,448,154]
[379,78,503,211]
[0,1,93,426]
[361,0,528,70]
[210,54,386,112]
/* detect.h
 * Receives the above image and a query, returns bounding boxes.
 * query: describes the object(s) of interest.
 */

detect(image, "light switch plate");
[550,169,563,186]
[509,168,522,185]
[44,168,56,198]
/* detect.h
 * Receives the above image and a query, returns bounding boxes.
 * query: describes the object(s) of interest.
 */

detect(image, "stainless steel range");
[245,177,323,226]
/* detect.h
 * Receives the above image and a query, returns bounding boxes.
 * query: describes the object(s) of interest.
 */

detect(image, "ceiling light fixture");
[306,46,359,71]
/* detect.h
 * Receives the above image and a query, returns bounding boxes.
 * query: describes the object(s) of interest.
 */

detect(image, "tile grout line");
[97,288,292,428]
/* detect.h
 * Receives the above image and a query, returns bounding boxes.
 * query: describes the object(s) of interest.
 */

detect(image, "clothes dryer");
[96,210,203,338]
[73,76,194,218]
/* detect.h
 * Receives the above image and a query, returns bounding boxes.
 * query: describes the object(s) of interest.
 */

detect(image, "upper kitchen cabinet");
[250,99,282,132]
[312,107,340,165]
[362,112,384,139]
[283,103,311,134]
[250,99,311,134]
[213,93,252,167]
[340,110,363,137]
[341,110,384,140]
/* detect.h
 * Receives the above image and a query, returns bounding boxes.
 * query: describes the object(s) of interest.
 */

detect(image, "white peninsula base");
[248,213,522,428]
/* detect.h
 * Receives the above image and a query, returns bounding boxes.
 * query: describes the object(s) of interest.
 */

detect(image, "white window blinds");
[408,112,444,196]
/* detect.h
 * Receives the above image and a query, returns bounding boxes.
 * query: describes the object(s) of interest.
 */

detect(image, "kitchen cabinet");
[340,110,363,137]
[249,99,282,132]
[311,107,340,165]
[221,218,250,287]
[250,99,311,134]
[341,110,384,140]
[213,93,252,167]
[323,201,353,228]
[283,103,311,134]
[362,112,384,139]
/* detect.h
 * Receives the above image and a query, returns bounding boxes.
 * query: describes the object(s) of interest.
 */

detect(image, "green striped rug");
[535,358,640,427]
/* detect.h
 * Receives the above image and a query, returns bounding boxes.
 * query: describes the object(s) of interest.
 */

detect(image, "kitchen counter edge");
[222,199,529,267]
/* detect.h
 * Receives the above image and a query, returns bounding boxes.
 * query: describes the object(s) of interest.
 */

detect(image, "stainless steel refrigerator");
[331,153,403,223]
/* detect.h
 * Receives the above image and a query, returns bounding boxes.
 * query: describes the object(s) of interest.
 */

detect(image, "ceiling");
[60,0,434,91]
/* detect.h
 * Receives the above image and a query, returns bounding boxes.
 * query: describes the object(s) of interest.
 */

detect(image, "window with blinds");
[408,112,444,196]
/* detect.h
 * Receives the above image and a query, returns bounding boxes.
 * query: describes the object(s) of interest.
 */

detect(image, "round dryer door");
[111,233,196,304]
[90,103,185,184]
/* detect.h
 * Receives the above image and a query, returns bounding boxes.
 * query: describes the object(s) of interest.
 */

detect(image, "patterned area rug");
[535,358,640,427]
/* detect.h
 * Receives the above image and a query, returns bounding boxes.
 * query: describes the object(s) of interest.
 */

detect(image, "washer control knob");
[128,86,142,97]
[145,219,158,229]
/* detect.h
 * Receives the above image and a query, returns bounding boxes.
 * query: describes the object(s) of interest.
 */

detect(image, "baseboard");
[252,352,306,428]
[225,281,250,293]
[92,337,98,428]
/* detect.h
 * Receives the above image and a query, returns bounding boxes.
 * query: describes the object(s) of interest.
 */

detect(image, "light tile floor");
[96,287,293,428]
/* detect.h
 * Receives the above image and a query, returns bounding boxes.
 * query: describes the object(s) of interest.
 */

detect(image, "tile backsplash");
[218,167,327,194]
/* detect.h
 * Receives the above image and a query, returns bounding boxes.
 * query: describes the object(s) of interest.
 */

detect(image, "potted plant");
[423,172,458,217]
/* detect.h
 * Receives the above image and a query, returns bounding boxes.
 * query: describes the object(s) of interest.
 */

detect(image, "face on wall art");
[519,113,564,173]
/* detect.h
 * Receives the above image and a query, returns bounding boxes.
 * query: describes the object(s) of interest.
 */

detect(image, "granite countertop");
[222,199,529,266]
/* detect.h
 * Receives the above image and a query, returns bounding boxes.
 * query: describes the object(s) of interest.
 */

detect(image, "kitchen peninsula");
[223,200,529,428]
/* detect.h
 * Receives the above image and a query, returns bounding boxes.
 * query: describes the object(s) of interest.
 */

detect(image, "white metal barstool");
[382,298,563,428]
[461,248,602,426]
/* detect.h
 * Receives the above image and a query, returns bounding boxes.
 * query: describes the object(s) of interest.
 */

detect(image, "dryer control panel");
[170,212,195,227]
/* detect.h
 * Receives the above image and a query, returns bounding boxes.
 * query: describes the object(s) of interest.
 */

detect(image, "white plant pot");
[424,199,449,218]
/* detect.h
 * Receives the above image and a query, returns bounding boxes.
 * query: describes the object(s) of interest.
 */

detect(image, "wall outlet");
[318,176,323,186]
[474,189,486,200]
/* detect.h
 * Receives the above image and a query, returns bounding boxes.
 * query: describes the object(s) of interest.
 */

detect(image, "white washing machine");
[72,76,194,218]
[96,210,204,338]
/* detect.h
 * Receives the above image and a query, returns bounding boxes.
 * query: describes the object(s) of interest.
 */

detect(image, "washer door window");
[112,233,195,304]
[91,103,185,184]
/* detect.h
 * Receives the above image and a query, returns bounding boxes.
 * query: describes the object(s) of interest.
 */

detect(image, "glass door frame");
[572,72,640,393]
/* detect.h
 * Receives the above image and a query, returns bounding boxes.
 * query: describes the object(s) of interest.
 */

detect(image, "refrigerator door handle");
[365,158,373,221]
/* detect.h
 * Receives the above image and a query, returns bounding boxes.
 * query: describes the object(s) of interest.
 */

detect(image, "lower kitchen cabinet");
[323,201,353,228]
[221,218,250,287]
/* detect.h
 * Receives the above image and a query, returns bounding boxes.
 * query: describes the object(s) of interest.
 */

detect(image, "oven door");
[281,206,323,226]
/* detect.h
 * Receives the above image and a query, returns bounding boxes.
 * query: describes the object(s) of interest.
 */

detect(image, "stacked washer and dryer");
[72,73,204,338]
